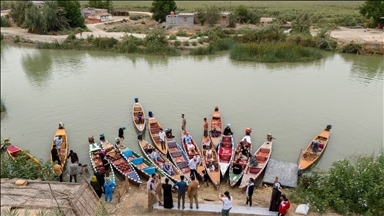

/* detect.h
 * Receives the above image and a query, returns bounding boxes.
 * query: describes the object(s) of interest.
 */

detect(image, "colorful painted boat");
[229,133,252,187]
[50,123,68,168]
[239,134,273,189]
[132,97,146,132]
[217,135,235,178]
[210,106,223,147]
[89,139,116,183]
[148,112,168,155]
[181,130,205,178]
[100,138,142,186]
[201,135,221,189]
[167,136,191,179]
[7,145,40,165]
[138,139,183,183]
[298,125,332,171]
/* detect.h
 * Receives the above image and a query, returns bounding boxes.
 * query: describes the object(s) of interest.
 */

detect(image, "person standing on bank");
[162,178,174,209]
[245,178,254,206]
[104,177,117,203]
[278,194,290,216]
[181,114,186,131]
[69,161,79,183]
[203,118,209,137]
[219,191,232,216]
[188,155,200,179]
[173,175,187,210]
[51,145,61,166]
[94,169,105,194]
[187,175,199,209]
[67,150,79,163]
[53,160,63,182]
[90,175,102,198]
[269,177,282,211]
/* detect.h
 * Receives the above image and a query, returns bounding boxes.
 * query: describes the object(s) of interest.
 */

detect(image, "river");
[1,42,383,181]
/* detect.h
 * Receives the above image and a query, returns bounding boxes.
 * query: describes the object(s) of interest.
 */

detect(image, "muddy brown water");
[1,42,383,182]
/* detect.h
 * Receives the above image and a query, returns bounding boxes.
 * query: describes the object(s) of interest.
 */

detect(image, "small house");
[81,7,96,18]
[218,12,230,26]
[114,10,129,16]
[166,13,195,25]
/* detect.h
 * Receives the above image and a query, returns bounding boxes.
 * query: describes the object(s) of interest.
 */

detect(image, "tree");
[56,0,85,28]
[235,5,248,24]
[9,1,34,27]
[42,1,69,32]
[205,5,220,27]
[360,0,384,26]
[196,7,206,26]
[291,12,311,34]
[150,0,177,23]
[228,13,236,28]
[86,0,114,13]
[23,5,46,34]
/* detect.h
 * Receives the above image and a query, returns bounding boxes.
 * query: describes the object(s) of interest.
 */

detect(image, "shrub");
[189,34,197,39]
[339,42,363,54]
[228,13,237,28]
[292,12,312,34]
[168,34,177,40]
[66,33,76,41]
[212,38,236,51]
[141,21,146,24]
[176,30,187,37]
[1,97,6,112]
[130,14,143,20]
[239,25,286,43]
[190,44,216,55]
[191,41,197,46]
[206,5,220,26]
[183,40,190,46]
[13,35,20,43]
[92,37,118,50]
[313,28,338,51]
[86,34,94,42]
[1,15,11,27]
[174,40,181,47]
[198,37,205,44]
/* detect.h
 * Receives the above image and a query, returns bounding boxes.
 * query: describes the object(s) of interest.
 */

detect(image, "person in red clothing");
[278,194,290,216]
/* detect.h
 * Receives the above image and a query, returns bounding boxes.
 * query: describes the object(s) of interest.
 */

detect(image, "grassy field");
[112,1,365,27]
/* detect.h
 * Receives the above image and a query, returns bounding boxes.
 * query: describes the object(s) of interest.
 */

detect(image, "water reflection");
[340,53,384,82]
[21,51,53,87]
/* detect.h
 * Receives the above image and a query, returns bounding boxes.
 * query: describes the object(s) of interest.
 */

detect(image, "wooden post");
[125,176,130,192]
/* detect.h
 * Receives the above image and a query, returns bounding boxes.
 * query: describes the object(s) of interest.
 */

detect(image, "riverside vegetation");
[0,97,6,113]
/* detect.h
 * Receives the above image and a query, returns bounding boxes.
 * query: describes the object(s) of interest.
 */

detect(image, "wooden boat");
[88,139,116,183]
[148,113,168,155]
[201,135,221,189]
[138,139,183,183]
[239,134,273,189]
[132,97,146,132]
[7,145,40,165]
[217,135,235,178]
[298,125,332,171]
[99,137,142,186]
[229,133,252,187]
[115,142,166,181]
[50,123,68,168]
[167,135,191,179]
[210,106,223,147]
[181,130,205,178]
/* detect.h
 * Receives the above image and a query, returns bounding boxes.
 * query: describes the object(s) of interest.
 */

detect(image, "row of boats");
[6,97,332,190]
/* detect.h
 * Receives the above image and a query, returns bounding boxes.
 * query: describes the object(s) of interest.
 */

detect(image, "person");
[90,175,102,198]
[69,161,79,183]
[204,145,214,163]
[150,150,164,164]
[94,169,105,194]
[269,177,282,211]
[119,126,126,139]
[238,144,249,161]
[104,177,117,203]
[162,178,174,209]
[159,128,166,150]
[79,31,82,37]
[154,173,163,205]
[67,150,79,163]
[187,175,199,209]
[248,152,258,169]
[53,135,62,150]
[211,127,219,137]
[203,138,211,149]
[188,155,200,179]
[147,173,163,207]
[181,114,186,131]
[232,159,243,175]
[53,160,63,182]
[187,141,196,154]
[163,161,176,176]
[245,178,254,206]
[137,112,143,124]
[239,137,250,148]
[223,124,232,136]
[214,106,219,112]
[101,153,111,177]
[183,132,193,146]
[51,145,61,166]
[311,139,319,153]
[173,175,187,210]
[202,169,210,187]
[203,118,209,137]
[219,191,232,216]
[278,194,290,216]
[58,122,65,129]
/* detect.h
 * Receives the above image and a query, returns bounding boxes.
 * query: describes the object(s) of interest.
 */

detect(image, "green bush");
[211,38,236,51]
[239,25,286,43]
[66,33,76,41]
[191,41,197,46]
[339,42,363,54]
[141,21,146,24]
[189,34,197,39]
[174,40,181,47]
[183,40,190,46]
[13,35,20,43]
[198,37,205,44]
[176,30,187,37]
[1,15,11,27]
[1,97,6,112]
[168,34,177,40]
[313,28,338,51]
[92,37,118,50]
[130,14,143,20]
[190,44,216,55]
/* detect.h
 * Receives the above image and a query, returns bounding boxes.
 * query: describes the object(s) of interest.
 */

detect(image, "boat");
[7,145,40,165]
[217,135,235,178]
[88,137,116,183]
[228,130,252,187]
[298,125,332,171]
[148,112,168,155]
[239,133,273,189]
[201,135,221,189]
[181,130,205,178]
[114,140,166,181]
[50,122,68,168]
[99,136,142,186]
[166,132,191,179]
[138,138,183,183]
[132,97,146,132]
[210,106,223,147]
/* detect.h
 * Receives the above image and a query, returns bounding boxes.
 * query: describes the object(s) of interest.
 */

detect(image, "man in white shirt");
[188,155,200,179]
[159,128,166,150]
[187,141,196,154]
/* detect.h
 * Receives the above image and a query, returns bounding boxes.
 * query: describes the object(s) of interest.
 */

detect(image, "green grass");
[106,25,147,34]
[230,42,323,62]
[1,97,6,113]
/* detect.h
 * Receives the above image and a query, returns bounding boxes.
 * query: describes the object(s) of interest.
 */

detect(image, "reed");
[189,44,216,55]
[230,42,322,63]
[0,97,6,113]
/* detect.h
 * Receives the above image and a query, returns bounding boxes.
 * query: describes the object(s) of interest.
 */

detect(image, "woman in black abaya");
[269,180,282,211]
[162,178,174,209]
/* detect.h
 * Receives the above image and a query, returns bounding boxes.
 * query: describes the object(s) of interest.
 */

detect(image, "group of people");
[52,145,82,183]
[90,169,117,202]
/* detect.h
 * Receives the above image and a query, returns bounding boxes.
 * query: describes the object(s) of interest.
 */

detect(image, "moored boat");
[229,129,252,187]
[132,97,146,132]
[181,130,205,178]
[217,135,235,178]
[88,136,116,183]
[298,125,332,171]
[148,112,168,155]
[50,122,68,168]
[239,133,273,189]
[166,129,191,179]
[201,135,221,189]
[99,135,142,186]
[210,106,223,147]
[7,145,40,165]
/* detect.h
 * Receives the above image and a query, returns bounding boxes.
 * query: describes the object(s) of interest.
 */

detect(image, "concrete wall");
[166,15,194,25]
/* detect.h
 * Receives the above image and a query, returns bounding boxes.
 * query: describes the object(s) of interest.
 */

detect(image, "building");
[81,8,108,19]
[114,10,129,16]
[166,13,195,25]
[218,12,230,26]
[0,178,104,216]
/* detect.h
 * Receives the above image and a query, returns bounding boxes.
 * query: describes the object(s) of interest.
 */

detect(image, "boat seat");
[122,149,133,158]
[212,113,221,118]
[260,148,270,154]
[168,142,177,148]
[143,167,156,175]
[150,123,158,128]
[221,142,232,148]
[256,155,267,164]
[153,137,161,143]
[134,107,141,111]
[223,137,231,142]
[177,161,189,169]
[171,151,182,158]
[131,157,143,165]
[249,167,261,174]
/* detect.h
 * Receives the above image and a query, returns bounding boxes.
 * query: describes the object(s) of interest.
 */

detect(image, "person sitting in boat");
[210,127,220,137]
[162,161,176,176]
[203,138,211,149]
[183,132,193,146]
[208,161,216,172]
[137,112,143,124]
[88,136,95,144]
[214,106,219,112]
[311,140,320,153]
[237,145,249,161]
[247,153,258,172]
[150,150,164,164]
[240,137,250,148]
[223,124,232,136]
[232,159,243,174]
[58,122,65,129]
[204,145,214,163]
[53,135,63,150]
[115,138,126,149]
[187,141,196,154]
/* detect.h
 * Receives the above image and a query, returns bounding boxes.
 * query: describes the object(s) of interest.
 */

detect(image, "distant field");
[112,1,366,27]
